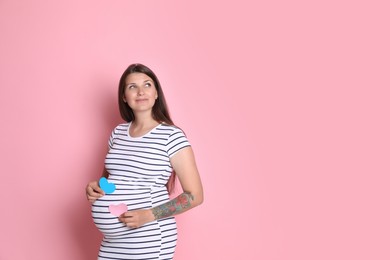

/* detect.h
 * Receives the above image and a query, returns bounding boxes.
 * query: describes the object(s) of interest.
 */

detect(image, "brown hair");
[118,63,176,193]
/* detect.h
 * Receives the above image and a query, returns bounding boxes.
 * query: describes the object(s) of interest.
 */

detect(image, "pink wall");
[1,0,389,259]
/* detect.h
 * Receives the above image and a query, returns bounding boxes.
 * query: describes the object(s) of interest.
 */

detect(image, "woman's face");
[123,72,158,114]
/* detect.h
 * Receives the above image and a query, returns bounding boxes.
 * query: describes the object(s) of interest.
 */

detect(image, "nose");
[137,88,144,96]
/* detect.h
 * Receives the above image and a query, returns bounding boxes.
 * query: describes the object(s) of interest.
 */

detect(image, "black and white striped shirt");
[91,122,190,260]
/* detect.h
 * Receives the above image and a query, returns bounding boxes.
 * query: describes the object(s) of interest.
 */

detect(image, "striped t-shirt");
[91,122,190,260]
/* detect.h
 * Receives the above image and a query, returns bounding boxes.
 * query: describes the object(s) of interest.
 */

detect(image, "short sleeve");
[166,128,191,158]
[108,127,117,150]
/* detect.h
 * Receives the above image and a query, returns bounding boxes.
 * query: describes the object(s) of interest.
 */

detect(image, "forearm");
[151,192,196,220]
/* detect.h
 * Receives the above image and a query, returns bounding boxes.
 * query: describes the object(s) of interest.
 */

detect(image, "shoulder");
[115,122,130,129]
[112,122,130,135]
[160,124,191,156]
[158,123,187,136]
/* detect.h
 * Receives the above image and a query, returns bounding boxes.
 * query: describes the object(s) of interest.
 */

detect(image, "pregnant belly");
[91,181,153,238]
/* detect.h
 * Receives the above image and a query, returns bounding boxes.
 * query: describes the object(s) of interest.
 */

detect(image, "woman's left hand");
[118,209,155,228]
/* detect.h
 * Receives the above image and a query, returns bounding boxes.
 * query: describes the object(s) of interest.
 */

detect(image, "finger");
[118,216,130,224]
[122,219,137,228]
[90,184,105,195]
[86,181,105,195]
[126,222,136,228]
[87,186,104,197]
[86,192,98,199]
[121,211,134,218]
[86,191,102,204]
[88,198,97,203]
[92,185,105,195]
[87,191,103,199]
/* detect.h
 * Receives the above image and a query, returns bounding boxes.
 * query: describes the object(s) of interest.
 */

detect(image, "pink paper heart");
[109,203,127,217]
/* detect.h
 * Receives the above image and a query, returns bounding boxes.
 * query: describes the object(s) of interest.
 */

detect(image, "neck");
[132,112,159,128]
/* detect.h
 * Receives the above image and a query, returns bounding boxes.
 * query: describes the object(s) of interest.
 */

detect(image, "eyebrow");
[126,80,153,85]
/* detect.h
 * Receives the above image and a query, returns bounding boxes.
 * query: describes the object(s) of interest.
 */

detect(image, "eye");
[145,82,151,87]
[127,84,136,89]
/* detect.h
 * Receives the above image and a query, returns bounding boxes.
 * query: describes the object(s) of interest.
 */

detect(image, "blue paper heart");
[99,177,116,194]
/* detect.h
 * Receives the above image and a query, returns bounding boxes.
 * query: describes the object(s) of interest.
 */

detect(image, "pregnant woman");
[86,63,203,260]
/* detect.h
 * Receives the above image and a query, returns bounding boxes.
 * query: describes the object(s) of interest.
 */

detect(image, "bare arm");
[152,146,203,219]
[151,192,194,220]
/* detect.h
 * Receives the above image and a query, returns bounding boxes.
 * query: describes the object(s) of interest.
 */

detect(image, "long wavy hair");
[118,63,176,193]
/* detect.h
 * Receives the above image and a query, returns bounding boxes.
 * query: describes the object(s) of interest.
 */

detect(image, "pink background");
[1,0,389,259]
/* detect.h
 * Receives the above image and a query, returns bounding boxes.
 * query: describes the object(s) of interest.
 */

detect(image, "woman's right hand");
[86,180,105,203]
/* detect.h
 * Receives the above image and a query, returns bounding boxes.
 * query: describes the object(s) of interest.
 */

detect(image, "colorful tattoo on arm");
[152,192,194,220]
